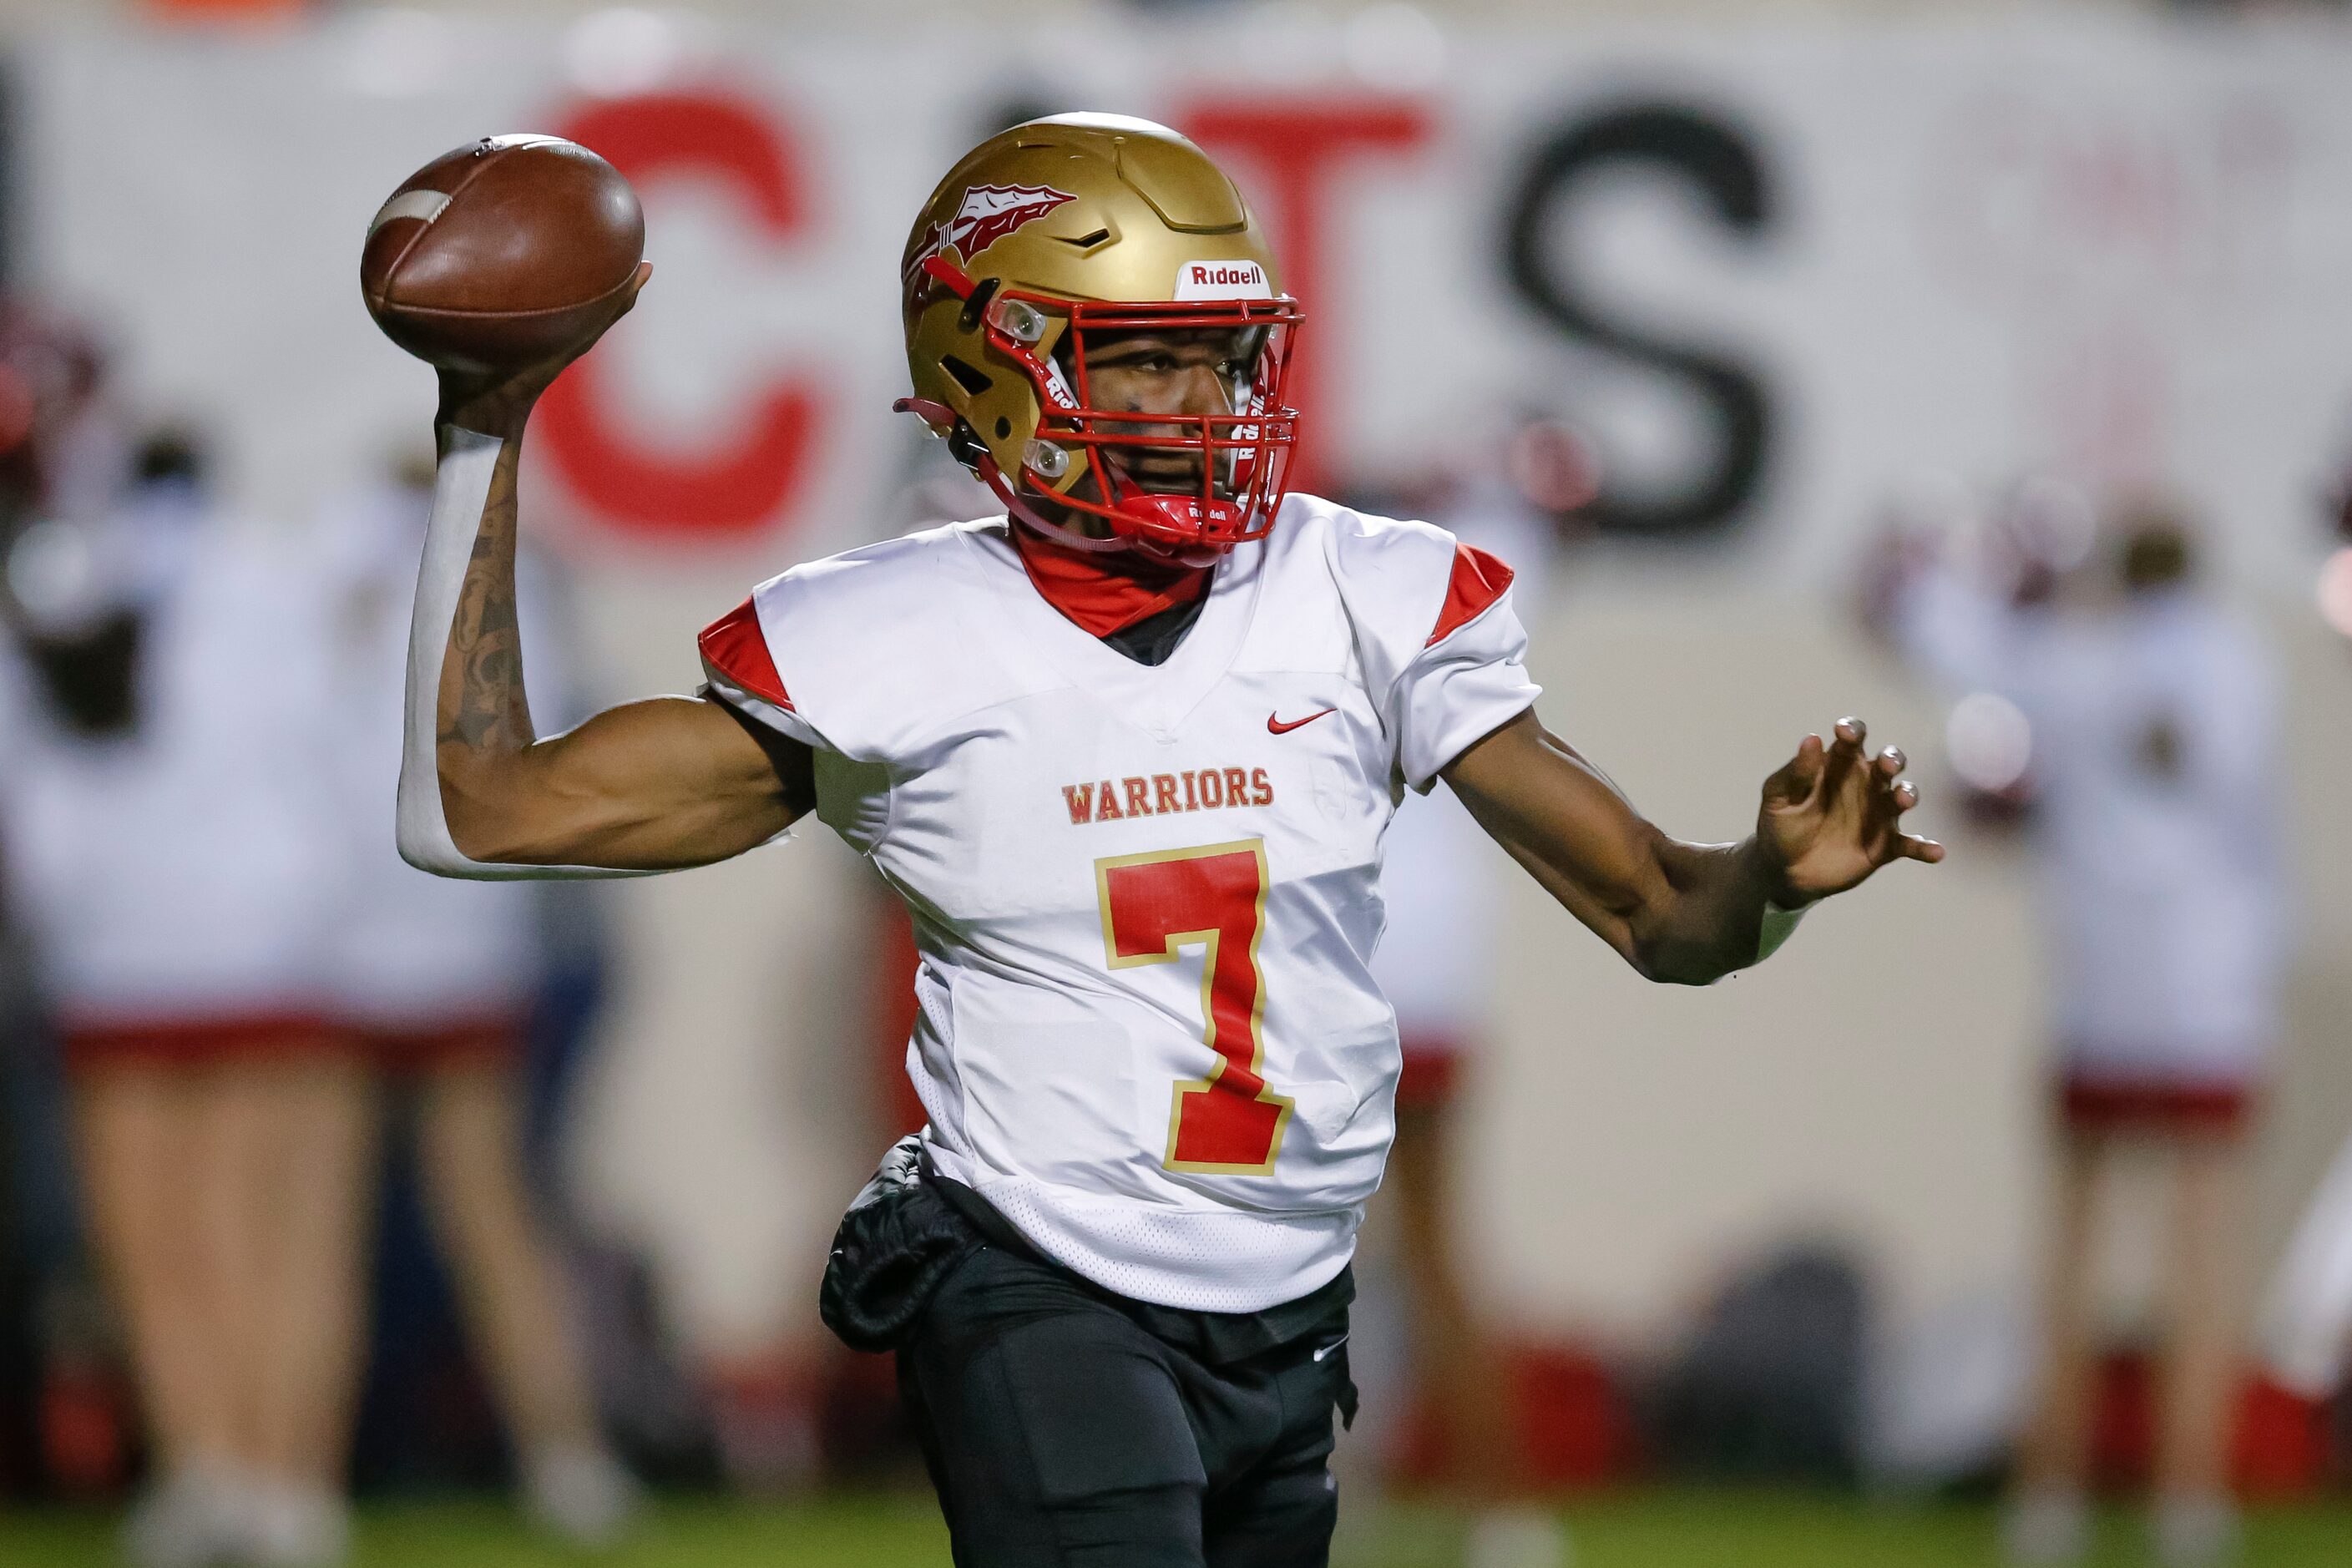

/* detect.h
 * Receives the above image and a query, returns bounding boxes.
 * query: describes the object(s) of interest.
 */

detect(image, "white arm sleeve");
[395,425,645,881]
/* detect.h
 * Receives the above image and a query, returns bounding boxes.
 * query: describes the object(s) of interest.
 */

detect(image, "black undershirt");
[1100,591,1207,666]
[707,694,819,816]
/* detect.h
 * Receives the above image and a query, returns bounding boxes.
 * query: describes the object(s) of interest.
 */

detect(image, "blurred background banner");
[10,7,2352,1548]
[18,0,2352,1363]
[28,15,2352,578]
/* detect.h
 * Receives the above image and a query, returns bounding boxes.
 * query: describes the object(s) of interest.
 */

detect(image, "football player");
[396,115,1940,1565]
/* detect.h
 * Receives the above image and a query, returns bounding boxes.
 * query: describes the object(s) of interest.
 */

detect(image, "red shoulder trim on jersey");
[1425,543,1515,647]
[698,597,793,711]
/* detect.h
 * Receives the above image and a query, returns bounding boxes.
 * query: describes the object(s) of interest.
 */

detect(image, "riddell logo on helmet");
[903,184,1077,287]
[1174,260,1272,301]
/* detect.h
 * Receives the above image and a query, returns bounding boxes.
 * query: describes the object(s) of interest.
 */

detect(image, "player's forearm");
[1445,716,1792,985]
[1618,835,1786,986]
[423,417,589,862]
[434,420,535,772]
[1487,820,1776,985]
[399,414,688,878]
[397,415,594,879]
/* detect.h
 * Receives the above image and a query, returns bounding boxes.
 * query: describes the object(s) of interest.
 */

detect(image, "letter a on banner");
[542,92,827,542]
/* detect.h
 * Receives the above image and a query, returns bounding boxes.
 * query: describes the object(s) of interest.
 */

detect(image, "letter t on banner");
[1178,100,1433,499]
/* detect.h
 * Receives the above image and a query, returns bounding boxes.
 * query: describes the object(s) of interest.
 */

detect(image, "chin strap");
[396,423,647,882]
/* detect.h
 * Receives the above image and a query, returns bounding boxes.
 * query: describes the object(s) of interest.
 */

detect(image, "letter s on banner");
[542,92,825,542]
[1502,102,1776,538]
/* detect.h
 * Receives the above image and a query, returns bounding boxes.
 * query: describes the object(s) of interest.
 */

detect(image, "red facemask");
[900,256,1303,562]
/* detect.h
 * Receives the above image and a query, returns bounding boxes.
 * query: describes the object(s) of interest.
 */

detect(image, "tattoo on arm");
[439,435,534,756]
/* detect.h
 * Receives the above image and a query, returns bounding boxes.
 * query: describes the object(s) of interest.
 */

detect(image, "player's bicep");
[481,695,810,870]
[1440,709,1672,952]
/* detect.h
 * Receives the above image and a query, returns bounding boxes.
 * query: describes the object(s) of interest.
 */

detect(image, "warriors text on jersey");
[700,495,1538,1312]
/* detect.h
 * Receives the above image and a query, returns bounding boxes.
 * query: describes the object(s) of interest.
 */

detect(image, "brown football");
[361,134,644,376]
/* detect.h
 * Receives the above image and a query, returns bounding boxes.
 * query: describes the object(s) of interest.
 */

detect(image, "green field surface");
[6,1491,2350,1566]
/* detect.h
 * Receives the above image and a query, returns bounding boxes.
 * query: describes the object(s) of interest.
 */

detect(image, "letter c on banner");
[542,92,824,541]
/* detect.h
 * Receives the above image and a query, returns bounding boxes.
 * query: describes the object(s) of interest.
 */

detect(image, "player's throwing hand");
[1758,716,1945,902]
[433,259,649,438]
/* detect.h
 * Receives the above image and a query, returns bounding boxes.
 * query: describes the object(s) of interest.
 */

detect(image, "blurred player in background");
[312,453,636,1545]
[1363,415,1586,1568]
[0,412,364,1568]
[1873,496,2284,1568]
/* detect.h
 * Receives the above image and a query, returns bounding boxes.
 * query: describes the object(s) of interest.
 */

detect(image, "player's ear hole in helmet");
[892,114,1302,564]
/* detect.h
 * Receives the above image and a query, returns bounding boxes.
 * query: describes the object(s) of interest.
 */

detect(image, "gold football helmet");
[895,113,1302,559]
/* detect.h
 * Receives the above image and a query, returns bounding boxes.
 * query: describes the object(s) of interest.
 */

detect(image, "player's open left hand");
[1758,716,1944,903]
[435,260,652,438]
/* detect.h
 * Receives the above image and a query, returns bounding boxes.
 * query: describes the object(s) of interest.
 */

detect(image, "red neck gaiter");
[1012,524,1211,638]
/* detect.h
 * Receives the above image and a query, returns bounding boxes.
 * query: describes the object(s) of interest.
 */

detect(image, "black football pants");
[898,1244,1352,1568]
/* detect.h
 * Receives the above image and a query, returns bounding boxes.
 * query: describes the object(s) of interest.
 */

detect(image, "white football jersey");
[702,494,1539,1312]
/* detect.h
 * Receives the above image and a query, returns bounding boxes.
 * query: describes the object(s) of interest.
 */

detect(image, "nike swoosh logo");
[1313,1333,1349,1362]
[1267,708,1336,735]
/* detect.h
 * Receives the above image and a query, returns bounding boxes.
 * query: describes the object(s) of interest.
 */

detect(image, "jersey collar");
[959,518,1267,743]
[1010,522,1211,640]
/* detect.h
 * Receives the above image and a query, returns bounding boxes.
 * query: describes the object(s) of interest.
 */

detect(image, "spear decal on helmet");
[903,184,1077,291]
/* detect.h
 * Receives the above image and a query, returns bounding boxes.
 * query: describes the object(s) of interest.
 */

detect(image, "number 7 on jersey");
[1095,840,1294,1175]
